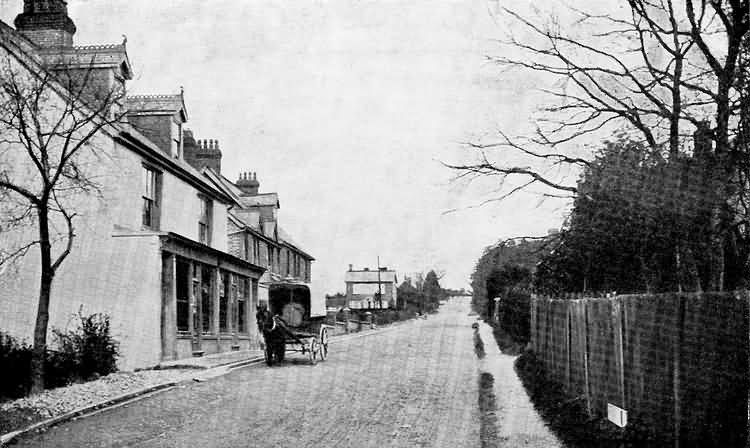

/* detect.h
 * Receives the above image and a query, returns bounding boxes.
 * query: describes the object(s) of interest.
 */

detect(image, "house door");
[175,258,191,333]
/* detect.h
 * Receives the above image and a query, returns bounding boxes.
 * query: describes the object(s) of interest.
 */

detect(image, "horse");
[257,306,285,365]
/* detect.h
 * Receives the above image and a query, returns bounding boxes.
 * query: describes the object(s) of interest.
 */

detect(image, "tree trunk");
[30,206,53,394]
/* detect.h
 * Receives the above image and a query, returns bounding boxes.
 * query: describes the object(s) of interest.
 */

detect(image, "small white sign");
[607,403,628,428]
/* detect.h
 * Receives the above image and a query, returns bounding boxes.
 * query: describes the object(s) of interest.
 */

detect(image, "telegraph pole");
[377,256,382,308]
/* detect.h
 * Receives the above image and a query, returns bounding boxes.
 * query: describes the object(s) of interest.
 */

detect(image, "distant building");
[345,266,398,309]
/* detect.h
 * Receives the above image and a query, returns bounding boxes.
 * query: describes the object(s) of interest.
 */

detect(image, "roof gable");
[39,42,132,80]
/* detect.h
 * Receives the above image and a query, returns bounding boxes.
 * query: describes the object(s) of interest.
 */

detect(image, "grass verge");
[487,321,525,356]
[514,351,626,448]
[513,351,734,448]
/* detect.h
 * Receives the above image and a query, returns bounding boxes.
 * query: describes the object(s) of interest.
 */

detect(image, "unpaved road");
[13,298,483,447]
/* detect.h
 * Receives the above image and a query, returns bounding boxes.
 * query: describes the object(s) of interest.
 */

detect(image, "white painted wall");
[159,174,229,252]
[0,42,234,370]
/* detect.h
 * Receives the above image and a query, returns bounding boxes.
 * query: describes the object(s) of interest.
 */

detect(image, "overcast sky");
[1,0,572,293]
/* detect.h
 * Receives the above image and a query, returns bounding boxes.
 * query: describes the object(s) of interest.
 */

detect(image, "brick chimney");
[15,0,77,48]
[183,132,222,174]
[236,172,260,196]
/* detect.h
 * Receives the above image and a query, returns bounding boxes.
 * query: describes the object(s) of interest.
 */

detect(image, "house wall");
[158,173,228,252]
[345,281,397,309]
[0,133,164,369]
[0,43,234,370]
[228,232,243,260]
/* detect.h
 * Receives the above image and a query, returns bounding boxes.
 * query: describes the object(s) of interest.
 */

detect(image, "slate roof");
[240,193,280,208]
[278,226,314,260]
[38,42,132,79]
[210,174,282,209]
[345,270,398,283]
[126,93,187,120]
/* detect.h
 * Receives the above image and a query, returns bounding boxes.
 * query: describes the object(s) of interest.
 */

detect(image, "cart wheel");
[308,338,319,365]
[319,327,329,361]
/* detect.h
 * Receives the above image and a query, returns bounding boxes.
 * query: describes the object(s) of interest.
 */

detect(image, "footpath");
[476,319,563,447]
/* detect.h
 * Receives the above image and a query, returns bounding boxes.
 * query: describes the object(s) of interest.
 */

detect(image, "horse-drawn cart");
[257,281,330,366]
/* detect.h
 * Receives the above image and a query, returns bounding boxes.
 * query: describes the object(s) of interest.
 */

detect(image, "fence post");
[613,298,626,410]
[747,293,750,447]
[566,304,571,392]
[583,300,592,416]
[674,296,686,443]
[530,297,536,353]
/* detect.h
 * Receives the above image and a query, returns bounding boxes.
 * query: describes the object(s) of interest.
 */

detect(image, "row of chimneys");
[196,139,220,150]
[239,172,258,182]
[236,172,260,196]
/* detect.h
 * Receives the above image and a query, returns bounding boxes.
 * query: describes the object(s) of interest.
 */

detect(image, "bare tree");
[447,0,749,290]
[0,55,126,393]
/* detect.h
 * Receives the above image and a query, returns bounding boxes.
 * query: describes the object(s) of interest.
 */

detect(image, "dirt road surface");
[14,299,483,447]
[11,297,564,447]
